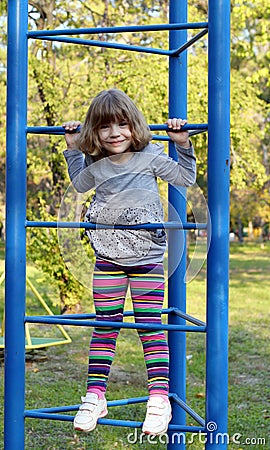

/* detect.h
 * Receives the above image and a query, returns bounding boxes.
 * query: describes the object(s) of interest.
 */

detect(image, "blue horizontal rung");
[27,396,149,415]
[25,394,205,432]
[25,220,208,230]
[43,308,175,321]
[25,316,206,332]
[29,35,209,57]
[98,419,204,432]
[24,410,204,432]
[48,309,206,327]
[30,35,171,56]
[25,410,143,427]
[150,124,208,131]
[153,135,170,141]
[26,123,207,135]
[28,22,208,37]
[25,411,73,422]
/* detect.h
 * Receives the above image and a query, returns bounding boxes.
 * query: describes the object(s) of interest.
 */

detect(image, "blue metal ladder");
[4,1,230,448]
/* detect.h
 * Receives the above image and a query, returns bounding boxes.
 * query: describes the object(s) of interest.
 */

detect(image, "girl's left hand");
[62,121,82,150]
[166,118,190,148]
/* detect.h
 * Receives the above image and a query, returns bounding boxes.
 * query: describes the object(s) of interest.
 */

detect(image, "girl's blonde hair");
[78,89,152,156]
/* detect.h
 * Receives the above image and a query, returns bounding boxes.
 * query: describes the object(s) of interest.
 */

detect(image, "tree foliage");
[230,0,269,228]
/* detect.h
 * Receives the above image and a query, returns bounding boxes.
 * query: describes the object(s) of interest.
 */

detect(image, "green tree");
[189,0,269,233]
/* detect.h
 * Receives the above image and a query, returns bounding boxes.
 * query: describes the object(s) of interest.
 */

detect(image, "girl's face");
[98,119,132,157]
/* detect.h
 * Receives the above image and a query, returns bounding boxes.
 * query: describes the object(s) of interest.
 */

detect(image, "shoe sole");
[74,407,108,433]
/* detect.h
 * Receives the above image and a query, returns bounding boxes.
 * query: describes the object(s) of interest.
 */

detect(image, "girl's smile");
[98,121,132,159]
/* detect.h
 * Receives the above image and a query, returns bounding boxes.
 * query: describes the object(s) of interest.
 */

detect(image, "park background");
[0,1,269,448]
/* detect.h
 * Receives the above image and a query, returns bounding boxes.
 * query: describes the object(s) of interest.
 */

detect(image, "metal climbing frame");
[5,0,230,448]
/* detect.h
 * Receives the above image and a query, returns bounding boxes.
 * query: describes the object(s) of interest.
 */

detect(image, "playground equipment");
[0,272,71,349]
[5,1,230,449]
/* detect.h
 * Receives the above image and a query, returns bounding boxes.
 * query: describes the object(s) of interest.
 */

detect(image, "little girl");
[63,89,196,435]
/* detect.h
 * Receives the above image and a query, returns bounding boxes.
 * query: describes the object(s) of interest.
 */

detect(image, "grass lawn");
[0,241,269,449]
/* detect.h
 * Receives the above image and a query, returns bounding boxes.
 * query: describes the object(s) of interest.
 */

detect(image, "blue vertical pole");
[206,0,230,448]
[168,1,187,449]
[5,0,28,449]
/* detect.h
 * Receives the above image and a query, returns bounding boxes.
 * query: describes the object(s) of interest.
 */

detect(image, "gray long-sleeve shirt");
[63,141,196,266]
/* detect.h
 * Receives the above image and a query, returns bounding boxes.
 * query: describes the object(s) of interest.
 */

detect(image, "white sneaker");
[142,397,172,435]
[73,393,108,432]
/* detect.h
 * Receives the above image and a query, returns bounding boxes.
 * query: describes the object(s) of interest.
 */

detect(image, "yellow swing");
[0,271,72,350]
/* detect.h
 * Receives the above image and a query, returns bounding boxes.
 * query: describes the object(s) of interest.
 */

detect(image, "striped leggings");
[87,259,169,397]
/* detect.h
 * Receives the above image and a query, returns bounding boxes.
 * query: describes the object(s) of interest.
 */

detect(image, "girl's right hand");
[62,121,82,150]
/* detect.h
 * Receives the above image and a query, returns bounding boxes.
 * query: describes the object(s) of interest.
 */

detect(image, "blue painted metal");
[30,35,172,56]
[25,220,207,230]
[150,124,208,131]
[28,22,208,37]
[42,309,175,320]
[5,0,28,449]
[24,315,206,333]
[171,29,208,56]
[24,395,205,432]
[167,1,188,449]
[29,31,209,56]
[47,309,206,327]
[5,0,230,448]
[206,1,230,449]
[26,123,208,135]
[23,410,204,433]
[172,309,206,327]
[26,123,207,143]
[29,396,150,413]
